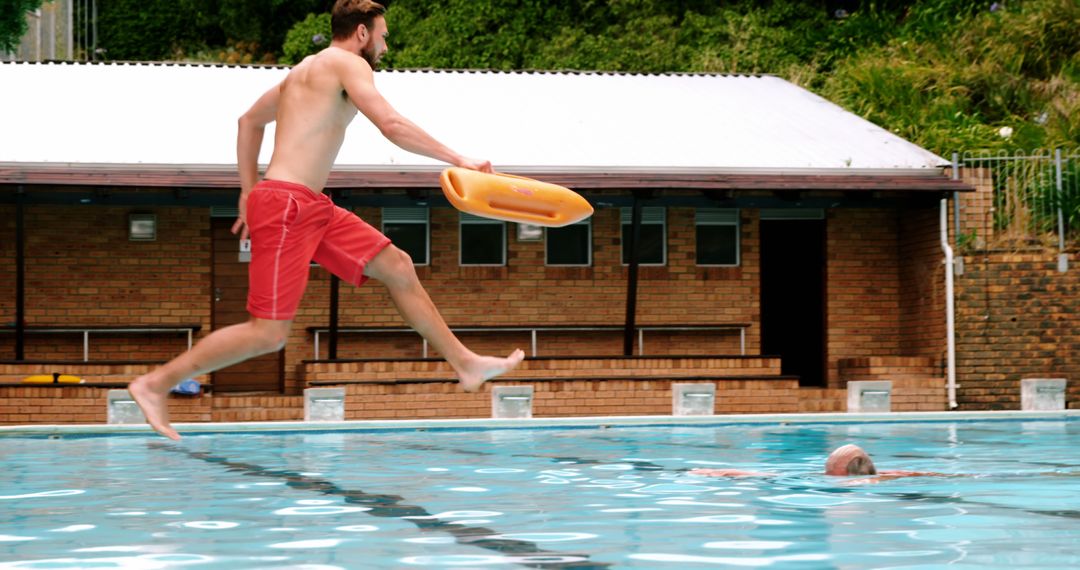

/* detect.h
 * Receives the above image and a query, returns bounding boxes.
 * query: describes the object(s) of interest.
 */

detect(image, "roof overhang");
[0,162,969,192]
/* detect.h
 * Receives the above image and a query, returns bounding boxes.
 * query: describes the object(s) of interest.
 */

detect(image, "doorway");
[210,217,283,392]
[760,217,826,387]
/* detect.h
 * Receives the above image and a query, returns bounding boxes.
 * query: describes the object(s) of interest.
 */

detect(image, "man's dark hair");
[331,0,387,41]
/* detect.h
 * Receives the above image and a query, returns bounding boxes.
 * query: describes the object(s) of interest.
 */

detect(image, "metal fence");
[0,0,97,62]
[959,148,1080,253]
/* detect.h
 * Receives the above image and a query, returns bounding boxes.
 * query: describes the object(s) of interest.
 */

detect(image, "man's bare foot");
[456,349,525,392]
[128,375,181,440]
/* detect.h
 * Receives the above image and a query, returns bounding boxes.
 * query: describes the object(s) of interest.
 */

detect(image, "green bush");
[0,0,43,53]
[280,12,331,65]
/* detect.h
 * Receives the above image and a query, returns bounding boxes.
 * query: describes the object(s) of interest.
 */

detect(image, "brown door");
[211,217,283,392]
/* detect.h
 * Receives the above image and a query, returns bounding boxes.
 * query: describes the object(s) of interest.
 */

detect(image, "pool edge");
[1,410,1078,437]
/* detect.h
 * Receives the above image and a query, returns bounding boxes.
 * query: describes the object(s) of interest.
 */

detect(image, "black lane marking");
[150,442,612,570]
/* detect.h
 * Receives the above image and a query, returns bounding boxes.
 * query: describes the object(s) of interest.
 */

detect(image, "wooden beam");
[0,164,974,192]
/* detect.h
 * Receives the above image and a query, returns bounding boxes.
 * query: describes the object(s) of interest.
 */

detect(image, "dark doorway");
[210,217,283,393]
[760,218,826,387]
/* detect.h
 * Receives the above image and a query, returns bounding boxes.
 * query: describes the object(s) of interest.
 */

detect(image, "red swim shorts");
[245,179,391,320]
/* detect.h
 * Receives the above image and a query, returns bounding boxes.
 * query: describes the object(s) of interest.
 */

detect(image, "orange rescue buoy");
[439,168,593,227]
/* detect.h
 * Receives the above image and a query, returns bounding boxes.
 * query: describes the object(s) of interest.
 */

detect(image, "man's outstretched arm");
[337,54,492,172]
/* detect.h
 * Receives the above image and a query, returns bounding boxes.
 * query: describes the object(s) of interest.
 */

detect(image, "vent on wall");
[620,207,666,224]
[759,209,825,220]
[696,209,739,224]
[383,208,429,223]
[210,206,239,218]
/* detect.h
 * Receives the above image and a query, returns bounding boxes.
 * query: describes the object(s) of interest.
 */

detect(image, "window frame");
[459,213,507,266]
[695,208,741,267]
[544,219,592,267]
[620,207,667,266]
[381,207,430,266]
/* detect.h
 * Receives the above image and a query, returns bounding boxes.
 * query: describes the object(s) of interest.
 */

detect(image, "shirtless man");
[690,444,951,483]
[130,0,524,440]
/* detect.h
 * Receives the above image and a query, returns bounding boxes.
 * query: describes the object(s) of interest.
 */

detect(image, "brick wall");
[955,167,997,248]
[339,378,803,419]
[0,385,212,424]
[303,356,783,383]
[0,353,951,426]
[0,205,12,328]
[0,205,212,361]
[284,206,761,393]
[899,206,946,362]
[3,199,951,405]
[955,250,1079,409]
[0,362,159,384]
[825,209,902,386]
[212,395,304,422]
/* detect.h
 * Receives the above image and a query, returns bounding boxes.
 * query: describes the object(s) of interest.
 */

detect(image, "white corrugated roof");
[0,62,947,173]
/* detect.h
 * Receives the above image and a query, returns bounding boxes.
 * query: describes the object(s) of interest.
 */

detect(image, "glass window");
[696,208,740,266]
[382,208,429,265]
[460,214,506,266]
[620,207,666,265]
[546,221,591,266]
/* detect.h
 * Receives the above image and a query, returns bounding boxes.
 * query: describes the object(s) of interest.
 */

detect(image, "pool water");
[1,419,1079,569]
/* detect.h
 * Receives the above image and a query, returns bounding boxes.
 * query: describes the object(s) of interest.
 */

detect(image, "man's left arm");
[234,82,282,238]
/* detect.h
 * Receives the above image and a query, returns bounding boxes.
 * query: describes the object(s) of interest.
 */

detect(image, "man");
[690,444,950,483]
[130,0,524,440]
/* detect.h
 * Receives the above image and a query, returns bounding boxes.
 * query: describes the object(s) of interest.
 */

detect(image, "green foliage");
[0,0,45,52]
[95,0,200,60]
[820,0,1080,154]
[280,12,330,65]
[97,0,328,62]
[382,0,571,70]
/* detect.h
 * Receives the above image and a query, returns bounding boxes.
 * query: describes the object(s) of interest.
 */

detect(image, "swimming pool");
[1,414,1078,569]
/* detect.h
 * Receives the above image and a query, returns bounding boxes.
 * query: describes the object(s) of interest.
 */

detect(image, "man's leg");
[363,245,524,391]
[129,318,291,440]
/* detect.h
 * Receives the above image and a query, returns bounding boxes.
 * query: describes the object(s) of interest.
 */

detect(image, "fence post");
[1056,149,1068,272]
[952,152,964,275]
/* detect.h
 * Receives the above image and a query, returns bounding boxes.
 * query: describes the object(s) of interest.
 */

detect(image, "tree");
[280,11,330,65]
[0,0,43,53]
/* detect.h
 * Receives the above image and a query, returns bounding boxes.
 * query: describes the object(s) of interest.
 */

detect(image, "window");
[696,208,740,266]
[545,220,592,266]
[460,213,506,265]
[620,207,666,265]
[382,208,429,265]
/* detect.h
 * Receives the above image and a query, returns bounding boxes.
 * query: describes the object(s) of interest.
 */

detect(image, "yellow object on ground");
[22,374,85,384]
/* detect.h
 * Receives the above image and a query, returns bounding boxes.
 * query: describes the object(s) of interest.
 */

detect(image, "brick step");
[839,356,936,368]
[305,356,781,384]
[838,357,937,378]
[212,395,304,409]
[839,376,944,388]
[840,368,938,378]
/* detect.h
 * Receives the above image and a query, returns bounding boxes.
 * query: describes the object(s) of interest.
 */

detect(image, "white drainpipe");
[941,198,958,409]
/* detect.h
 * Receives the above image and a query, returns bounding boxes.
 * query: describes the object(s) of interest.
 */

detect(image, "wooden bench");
[306,323,750,359]
[0,325,202,362]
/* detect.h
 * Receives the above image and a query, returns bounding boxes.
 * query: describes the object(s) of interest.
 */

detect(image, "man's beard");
[361,44,380,69]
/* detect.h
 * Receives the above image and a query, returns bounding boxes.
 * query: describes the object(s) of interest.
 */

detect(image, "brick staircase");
[836,356,947,411]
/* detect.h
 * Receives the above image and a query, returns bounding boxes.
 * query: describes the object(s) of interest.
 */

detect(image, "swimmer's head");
[825,444,877,476]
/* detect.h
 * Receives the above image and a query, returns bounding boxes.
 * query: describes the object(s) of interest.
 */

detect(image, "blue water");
[1,420,1079,569]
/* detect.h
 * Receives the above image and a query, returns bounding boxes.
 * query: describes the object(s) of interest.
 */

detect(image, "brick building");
[3,61,1022,424]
